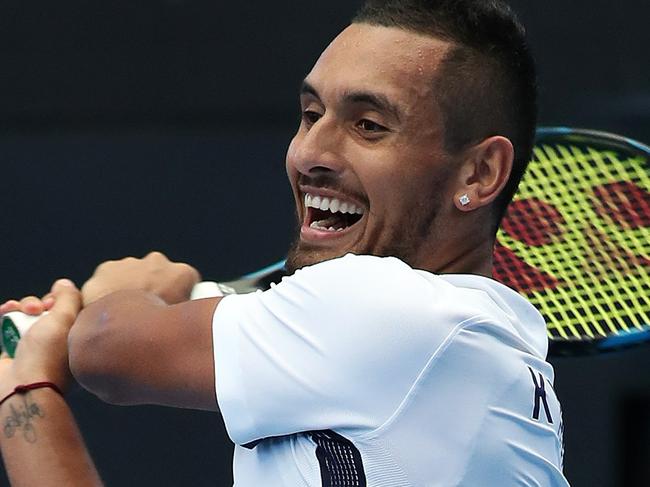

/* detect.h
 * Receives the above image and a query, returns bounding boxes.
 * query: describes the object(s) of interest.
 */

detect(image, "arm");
[0,281,103,487]
[69,291,220,411]
[68,251,218,411]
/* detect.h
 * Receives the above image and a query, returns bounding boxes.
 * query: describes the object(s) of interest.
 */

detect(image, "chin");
[285,242,350,274]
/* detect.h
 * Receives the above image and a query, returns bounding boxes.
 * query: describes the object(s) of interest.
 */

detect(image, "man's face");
[285,23,458,272]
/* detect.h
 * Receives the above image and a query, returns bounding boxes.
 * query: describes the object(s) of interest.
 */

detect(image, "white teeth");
[304,193,364,215]
[320,197,330,211]
[310,221,340,232]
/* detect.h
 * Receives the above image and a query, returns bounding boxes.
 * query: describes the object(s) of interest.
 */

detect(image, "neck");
[436,239,494,277]
[414,218,496,277]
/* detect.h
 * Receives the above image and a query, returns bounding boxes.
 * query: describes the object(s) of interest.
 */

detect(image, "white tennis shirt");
[212,254,569,486]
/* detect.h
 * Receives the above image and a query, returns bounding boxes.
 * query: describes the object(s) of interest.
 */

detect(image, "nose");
[288,117,345,177]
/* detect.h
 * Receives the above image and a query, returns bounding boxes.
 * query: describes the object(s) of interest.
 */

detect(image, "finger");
[146,251,170,262]
[0,300,21,314]
[175,262,202,284]
[80,280,102,307]
[50,278,76,294]
[41,293,56,310]
[0,352,12,369]
[48,279,82,326]
[94,258,117,275]
[19,296,46,315]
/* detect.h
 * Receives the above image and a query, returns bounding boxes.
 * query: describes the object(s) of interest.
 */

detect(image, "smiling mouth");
[303,193,364,232]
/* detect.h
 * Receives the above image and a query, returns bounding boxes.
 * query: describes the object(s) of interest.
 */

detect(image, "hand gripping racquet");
[1,262,287,357]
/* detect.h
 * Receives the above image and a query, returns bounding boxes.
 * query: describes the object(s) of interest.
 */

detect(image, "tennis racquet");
[3,128,648,357]
[494,128,649,356]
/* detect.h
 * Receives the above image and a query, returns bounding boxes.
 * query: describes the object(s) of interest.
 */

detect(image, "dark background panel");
[0,132,295,294]
[0,1,358,130]
[622,395,650,485]
[0,1,649,486]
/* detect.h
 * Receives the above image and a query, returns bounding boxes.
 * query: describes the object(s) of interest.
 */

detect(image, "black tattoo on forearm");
[3,394,44,443]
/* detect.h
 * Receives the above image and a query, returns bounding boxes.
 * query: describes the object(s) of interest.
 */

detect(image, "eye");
[301,110,322,127]
[357,119,387,133]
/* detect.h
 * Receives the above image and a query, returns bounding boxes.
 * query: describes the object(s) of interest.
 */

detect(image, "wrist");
[1,366,67,400]
[0,367,23,399]
[0,382,64,411]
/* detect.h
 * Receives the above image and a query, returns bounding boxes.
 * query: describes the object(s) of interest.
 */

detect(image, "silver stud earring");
[459,194,471,206]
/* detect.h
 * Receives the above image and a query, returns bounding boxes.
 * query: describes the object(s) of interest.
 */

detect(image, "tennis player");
[0,0,569,485]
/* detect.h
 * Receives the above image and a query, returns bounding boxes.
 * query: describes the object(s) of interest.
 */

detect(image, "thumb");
[48,279,82,327]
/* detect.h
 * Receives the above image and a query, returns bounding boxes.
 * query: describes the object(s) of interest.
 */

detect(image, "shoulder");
[437,274,549,358]
[284,253,418,287]
[216,255,483,363]
[277,253,463,306]
[243,254,498,346]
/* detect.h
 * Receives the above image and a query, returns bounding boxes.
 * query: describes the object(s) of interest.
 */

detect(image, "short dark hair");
[353,0,537,228]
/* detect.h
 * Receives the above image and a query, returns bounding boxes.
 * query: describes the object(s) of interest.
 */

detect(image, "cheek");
[363,171,412,220]
[371,164,448,217]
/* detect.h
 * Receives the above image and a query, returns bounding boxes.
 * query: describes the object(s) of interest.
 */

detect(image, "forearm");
[0,389,103,487]
[69,290,165,405]
[69,290,219,410]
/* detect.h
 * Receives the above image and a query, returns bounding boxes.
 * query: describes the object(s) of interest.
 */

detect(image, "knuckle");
[96,260,115,272]
[51,308,77,324]
[80,282,95,298]
[176,263,200,280]
[146,251,168,261]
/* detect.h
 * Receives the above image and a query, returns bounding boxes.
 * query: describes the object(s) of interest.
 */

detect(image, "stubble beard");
[285,238,334,274]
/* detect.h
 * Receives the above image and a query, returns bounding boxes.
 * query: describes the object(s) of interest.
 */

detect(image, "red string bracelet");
[0,382,63,407]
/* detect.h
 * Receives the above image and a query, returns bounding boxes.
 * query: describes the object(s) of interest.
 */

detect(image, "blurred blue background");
[0,1,649,485]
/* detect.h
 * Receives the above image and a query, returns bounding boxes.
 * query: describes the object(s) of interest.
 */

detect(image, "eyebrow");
[300,80,402,122]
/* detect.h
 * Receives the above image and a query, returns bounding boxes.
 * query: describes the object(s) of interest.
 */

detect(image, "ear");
[452,136,514,212]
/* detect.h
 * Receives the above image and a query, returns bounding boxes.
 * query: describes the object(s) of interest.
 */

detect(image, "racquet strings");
[494,131,650,344]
